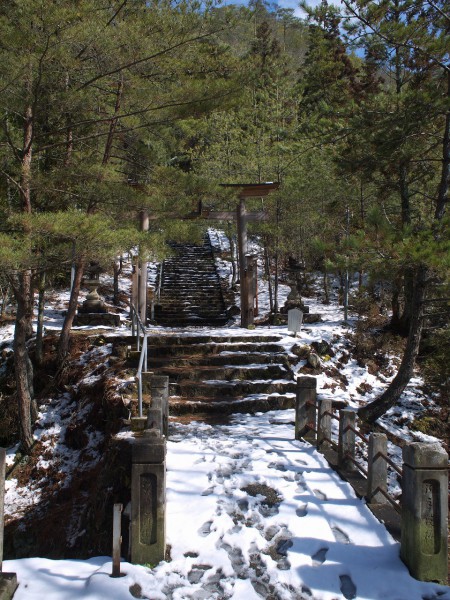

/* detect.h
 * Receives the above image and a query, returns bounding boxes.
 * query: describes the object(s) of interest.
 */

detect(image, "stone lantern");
[74,263,120,326]
[78,262,107,314]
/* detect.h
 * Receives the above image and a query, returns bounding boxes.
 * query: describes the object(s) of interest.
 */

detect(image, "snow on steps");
[140,332,297,416]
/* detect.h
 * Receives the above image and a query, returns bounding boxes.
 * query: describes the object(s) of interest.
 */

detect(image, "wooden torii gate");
[133,182,279,328]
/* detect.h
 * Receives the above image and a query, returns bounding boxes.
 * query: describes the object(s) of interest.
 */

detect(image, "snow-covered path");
[5,410,449,600]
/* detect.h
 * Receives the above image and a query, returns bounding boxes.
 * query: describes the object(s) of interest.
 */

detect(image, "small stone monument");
[400,442,448,583]
[75,262,120,326]
[131,429,166,566]
[288,308,303,337]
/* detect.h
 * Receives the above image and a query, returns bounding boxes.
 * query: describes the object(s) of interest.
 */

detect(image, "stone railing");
[295,376,449,585]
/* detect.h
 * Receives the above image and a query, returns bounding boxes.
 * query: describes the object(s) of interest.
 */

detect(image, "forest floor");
[0,234,449,599]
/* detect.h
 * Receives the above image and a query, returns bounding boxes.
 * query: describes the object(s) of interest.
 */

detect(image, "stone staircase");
[154,237,228,327]
[146,333,297,417]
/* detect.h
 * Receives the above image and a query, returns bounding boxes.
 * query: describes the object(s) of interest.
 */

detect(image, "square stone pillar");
[131,430,166,566]
[146,376,169,438]
[295,376,317,443]
[0,448,18,600]
[400,442,448,584]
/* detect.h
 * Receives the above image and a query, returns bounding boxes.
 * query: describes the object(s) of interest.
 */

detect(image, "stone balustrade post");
[146,376,169,438]
[0,448,18,599]
[400,442,448,584]
[295,376,317,443]
[317,398,332,452]
[367,433,388,504]
[338,408,356,471]
[131,429,166,566]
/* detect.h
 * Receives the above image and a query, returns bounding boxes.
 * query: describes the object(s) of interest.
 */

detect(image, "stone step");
[147,334,284,346]
[149,364,290,382]
[145,341,287,356]
[147,352,294,368]
[170,379,297,399]
[169,393,296,415]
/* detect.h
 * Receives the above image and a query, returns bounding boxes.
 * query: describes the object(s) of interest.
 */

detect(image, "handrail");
[130,303,147,418]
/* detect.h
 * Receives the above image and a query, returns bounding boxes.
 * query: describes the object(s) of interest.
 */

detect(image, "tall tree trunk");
[12,272,35,453]
[230,235,237,289]
[35,271,46,366]
[435,71,450,221]
[264,242,273,313]
[273,251,279,315]
[323,269,330,304]
[57,259,85,365]
[102,74,124,165]
[358,265,428,423]
[113,258,122,306]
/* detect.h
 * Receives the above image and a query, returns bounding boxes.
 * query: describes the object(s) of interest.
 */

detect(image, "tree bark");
[435,71,449,221]
[35,271,46,366]
[323,269,330,304]
[12,272,35,453]
[113,258,122,306]
[57,259,85,365]
[358,264,428,423]
[264,242,273,313]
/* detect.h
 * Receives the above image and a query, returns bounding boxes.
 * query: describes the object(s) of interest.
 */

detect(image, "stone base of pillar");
[74,313,120,327]
[0,573,18,600]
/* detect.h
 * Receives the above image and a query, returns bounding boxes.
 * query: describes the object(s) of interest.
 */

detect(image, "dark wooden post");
[237,198,250,327]
[295,376,317,442]
[111,503,123,577]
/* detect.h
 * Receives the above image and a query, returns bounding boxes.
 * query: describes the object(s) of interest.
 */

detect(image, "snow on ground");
[4,411,450,599]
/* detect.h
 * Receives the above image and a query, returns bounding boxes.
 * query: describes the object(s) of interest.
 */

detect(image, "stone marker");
[288,308,303,336]
[146,376,169,438]
[0,448,18,600]
[317,398,332,452]
[131,429,166,566]
[295,377,317,443]
[367,433,388,504]
[400,442,448,584]
[338,408,356,472]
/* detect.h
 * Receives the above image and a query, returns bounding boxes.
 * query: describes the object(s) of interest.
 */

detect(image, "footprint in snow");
[296,481,308,493]
[187,564,212,584]
[332,526,351,544]
[264,524,280,541]
[311,547,328,566]
[201,487,215,496]
[194,456,206,464]
[198,521,213,537]
[268,462,287,472]
[295,503,308,517]
[313,489,327,501]
[340,574,357,599]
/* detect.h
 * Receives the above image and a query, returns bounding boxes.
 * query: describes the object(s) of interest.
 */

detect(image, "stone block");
[131,417,147,432]
[0,574,18,600]
[400,442,448,584]
[131,431,166,566]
